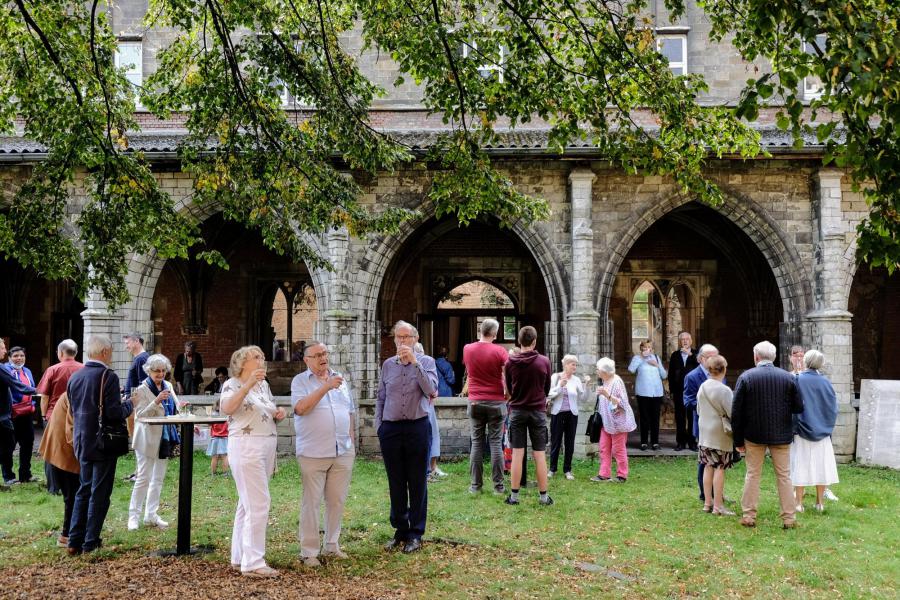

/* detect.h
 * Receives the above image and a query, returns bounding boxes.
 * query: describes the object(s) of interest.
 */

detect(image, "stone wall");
[357,397,471,457]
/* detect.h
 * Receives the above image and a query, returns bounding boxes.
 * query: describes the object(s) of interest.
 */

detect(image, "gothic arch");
[594,190,813,323]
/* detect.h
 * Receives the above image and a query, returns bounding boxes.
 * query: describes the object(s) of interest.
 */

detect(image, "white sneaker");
[795,504,804,513]
[144,516,169,529]
[127,517,139,531]
[823,488,839,502]
[565,472,575,481]
[814,503,825,512]
[433,467,448,478]
[547,471,555,478]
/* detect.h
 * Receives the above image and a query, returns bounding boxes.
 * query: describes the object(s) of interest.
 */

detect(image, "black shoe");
[504,495,520,505]
[640,444,648,451]
[652,444,660,451]
[538,495,554,506]
[383,539,404,552]
[615,476,627,483]
[675,445,685,451]
[688,443,698,452]
[402,539,422,553]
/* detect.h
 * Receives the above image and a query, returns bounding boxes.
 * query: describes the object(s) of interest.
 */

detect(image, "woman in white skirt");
[128,354,178,531]
[221,346,286,577]
[791,349,840,513]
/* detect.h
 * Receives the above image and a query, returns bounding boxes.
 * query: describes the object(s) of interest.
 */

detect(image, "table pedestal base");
[152,544,216,557]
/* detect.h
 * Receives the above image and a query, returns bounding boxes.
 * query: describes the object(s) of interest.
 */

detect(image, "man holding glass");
[291,341,356,567]
[376,321,437,554]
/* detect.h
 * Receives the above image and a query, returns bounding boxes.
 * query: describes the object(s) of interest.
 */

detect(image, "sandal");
[242,566,279,578]
[712,507,736,516]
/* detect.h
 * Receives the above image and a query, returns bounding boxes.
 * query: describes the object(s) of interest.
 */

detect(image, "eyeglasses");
[148,368,166,374]
[395,334,416,340]
[306,351,328,359]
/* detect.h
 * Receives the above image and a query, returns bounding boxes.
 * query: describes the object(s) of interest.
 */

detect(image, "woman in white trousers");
[221,346,286,578]
[128,354,178,530]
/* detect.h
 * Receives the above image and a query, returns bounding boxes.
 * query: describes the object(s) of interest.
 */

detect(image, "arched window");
[434,279,518,345]
[270,282,317,361]
[631,281,662,355]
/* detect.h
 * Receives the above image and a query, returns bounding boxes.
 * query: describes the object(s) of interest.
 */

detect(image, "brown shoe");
[66,547,83,556]
[782,522,797,530]
[740,517,756,528]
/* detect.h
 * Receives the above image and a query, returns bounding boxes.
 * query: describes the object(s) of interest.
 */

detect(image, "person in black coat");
[0,339,39,487]
[667,331,699,451]
[732,340,803,529]
[66,334,133,554]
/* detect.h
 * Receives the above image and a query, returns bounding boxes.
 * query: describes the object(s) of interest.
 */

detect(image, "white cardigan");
[546,372,588,416]
[131,381,178,457]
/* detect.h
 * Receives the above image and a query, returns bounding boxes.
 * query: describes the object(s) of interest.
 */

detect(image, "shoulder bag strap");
[96,368,108,427]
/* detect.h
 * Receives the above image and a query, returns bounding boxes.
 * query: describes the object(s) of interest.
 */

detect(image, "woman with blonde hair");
[222,346,286,578]
[697,355,735,516]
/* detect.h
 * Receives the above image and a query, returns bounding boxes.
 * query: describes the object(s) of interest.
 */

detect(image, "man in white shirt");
[291,341,356,567]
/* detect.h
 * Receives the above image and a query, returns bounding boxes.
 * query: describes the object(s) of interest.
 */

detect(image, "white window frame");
[114,41,143,107]
[460,41,505,83]
[656,34,687,76]
[802,34,827,101]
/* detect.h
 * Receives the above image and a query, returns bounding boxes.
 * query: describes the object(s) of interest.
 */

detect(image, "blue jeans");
[378,417,431,542]
[68,458,118,551]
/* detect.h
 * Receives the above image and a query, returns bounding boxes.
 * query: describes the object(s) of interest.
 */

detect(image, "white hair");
[392,320,419,338]
[803,349,825,371]
[57,339,78,357]
[753,340,777,362]
[143,354,173,375]
[596,357,616,374]
[84,334,112,359]
[480,318,499,337]
[698,344,718,359]
[414,343,424,354]
[561,354,578,366]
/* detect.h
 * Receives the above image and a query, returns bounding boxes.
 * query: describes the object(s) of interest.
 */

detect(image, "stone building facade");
[2,2,898,462]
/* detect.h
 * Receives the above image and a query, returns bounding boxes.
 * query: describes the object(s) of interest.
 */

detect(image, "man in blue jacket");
[683,344,719,503]
[0,339,39,487]
[66,334,133,555]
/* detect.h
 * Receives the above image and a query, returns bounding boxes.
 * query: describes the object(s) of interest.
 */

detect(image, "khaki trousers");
[741,441,796,525]
[297,451,355,558]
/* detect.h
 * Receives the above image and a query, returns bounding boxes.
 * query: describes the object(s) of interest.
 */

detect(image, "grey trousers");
[468,401,506,492]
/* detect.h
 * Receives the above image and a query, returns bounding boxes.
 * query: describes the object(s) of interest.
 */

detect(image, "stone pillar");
[321,227,356,376]
[567,168,601,457]
[81,291,127,372]
[805,168,857,461]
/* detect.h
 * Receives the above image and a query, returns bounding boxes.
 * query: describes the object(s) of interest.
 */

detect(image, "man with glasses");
[291,342,356,567]
[376,321,437,554]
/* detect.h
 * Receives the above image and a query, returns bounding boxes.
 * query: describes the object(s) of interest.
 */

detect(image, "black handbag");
[95,369,130,458]
[585,395,603,444]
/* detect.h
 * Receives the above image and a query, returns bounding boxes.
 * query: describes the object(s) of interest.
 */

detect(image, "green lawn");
[1,454,897,599]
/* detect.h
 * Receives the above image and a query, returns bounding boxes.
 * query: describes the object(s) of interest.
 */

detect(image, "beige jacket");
[38,393,79,474]
[697,378,734,452]
[131,382,178,457]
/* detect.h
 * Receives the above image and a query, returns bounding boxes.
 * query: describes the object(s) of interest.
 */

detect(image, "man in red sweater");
[504,326,553,506]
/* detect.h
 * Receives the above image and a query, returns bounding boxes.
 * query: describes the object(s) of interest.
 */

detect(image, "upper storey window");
[115,41,143,107]
[656,34,687,76]
[459,41,505,83]
[803,34,827,100]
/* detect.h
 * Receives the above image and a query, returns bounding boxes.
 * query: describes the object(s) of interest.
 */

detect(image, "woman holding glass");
[222,345,286,578]
[128,354,178,531]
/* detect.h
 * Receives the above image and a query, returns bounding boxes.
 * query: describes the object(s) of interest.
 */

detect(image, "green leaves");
[702,0,900,271]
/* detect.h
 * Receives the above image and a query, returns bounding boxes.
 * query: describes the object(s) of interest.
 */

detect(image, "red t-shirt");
[210,421,229,438]
[463,341,509,401]
[36,359,84,420]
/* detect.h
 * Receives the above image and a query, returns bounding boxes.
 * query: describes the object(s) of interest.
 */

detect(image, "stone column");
[567,168,601,457]
[321,227,356,374]
[81,291,127,373]
[805,168,857,461]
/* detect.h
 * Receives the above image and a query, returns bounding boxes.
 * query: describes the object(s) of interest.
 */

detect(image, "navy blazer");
[67,361,133,462]
[0,366,38,424]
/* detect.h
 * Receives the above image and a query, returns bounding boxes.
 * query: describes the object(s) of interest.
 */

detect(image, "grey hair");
[480,318,500,338]
[803,349,826,371]
[561,354,578,366]
[84,334,113,359]
[392,320,419,338]
[143,354,173,375]
[57,339,78,357]
[753,340,777,362]
[698,344,718,359]
[596,357,616,374]
[414,343,424,354]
